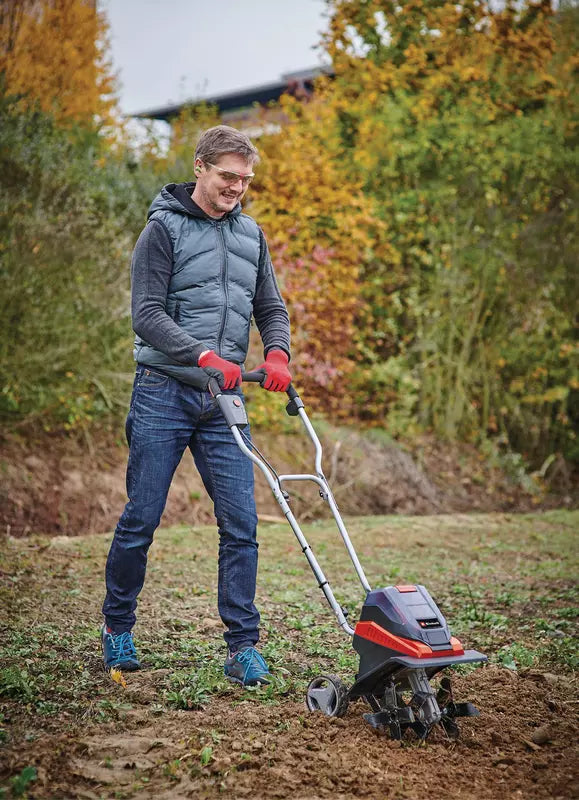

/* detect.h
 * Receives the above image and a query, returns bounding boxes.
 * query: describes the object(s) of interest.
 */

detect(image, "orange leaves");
[0,0,118,126]
[250,95,378,413]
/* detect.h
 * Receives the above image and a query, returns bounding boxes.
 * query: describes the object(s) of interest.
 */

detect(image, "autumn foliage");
[250,0,577,464]
[0,0,576,476]
[0,0,116,124]
[250,94,388,415]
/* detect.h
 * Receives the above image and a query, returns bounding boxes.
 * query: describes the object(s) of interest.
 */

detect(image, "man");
[101,125,291,687]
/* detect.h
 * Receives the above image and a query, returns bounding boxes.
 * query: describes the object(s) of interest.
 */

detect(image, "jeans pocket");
[138,367,169,388]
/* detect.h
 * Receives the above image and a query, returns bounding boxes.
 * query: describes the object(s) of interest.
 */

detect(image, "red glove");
[198,350,241,390]
[255,350,292,392]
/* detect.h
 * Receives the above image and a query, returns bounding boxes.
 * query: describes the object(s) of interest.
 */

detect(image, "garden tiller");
[210,374,487,740]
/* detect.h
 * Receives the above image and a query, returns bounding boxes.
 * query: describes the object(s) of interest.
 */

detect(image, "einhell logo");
[418,619,441,629]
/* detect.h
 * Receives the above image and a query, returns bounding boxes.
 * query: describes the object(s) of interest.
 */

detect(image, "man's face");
[193,153,254,217]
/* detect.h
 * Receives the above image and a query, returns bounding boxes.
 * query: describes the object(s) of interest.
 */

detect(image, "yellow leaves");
[509,378,526,394]
[522,386,569,405]
[326,0,566,133]
[0,0,118,126]
[109,668,127,688]
[461,67,484,83]
[254,98,372,408]
[558,343,576,358]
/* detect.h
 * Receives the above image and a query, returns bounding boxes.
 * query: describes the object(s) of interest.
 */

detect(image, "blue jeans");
[102,365,260,651]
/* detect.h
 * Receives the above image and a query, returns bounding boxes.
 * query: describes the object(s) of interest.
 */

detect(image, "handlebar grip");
[286,384,299,401]
[209,372,268,395]
[207,377,221,397]
[241,370,266,383]
[241,371,299,400]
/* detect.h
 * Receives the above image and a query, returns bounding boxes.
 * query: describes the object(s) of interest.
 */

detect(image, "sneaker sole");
[224,673,270,687]
[103,661,141,673]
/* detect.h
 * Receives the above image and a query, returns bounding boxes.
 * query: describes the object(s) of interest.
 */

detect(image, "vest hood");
[147,182,243,221]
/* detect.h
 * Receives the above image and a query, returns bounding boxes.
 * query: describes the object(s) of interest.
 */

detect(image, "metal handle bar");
[208,371,299,401]
[208,368,372,635]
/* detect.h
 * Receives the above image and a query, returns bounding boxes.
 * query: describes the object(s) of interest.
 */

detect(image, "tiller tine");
[410,719,430,740]
[437,676,480,726]
[446,701,480,718]
[440,715,460,739]
[363,706,415,740]
[437,701,479,739]
[363,710,392,729]
[436,676,453,707]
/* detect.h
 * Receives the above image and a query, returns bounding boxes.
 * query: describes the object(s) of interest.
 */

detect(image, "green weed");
[163,759,182,781]
[0,667,36,701]
[495,643,538,671]
[164,667,227,710]
[9,766,37,799]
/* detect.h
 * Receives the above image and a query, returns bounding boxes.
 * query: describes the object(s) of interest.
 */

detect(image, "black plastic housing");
[360,585,452,648]
[349,585,487,698]
[217,395,248,428]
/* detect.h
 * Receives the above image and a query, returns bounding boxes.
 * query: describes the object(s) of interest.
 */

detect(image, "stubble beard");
[204,185,239,216]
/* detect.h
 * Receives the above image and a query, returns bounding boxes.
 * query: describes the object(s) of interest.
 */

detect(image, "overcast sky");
[101,0,331,116]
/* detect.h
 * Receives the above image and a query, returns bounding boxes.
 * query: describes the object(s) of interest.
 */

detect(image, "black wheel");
[306,674,349,717]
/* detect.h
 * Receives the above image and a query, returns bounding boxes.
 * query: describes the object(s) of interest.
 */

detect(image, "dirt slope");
[2,425,574,537]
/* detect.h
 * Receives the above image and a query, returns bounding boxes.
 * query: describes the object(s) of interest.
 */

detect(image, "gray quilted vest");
[133,183,261,388]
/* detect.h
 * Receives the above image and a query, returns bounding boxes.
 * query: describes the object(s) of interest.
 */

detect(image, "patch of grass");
[553,605,578,619]
[494,643,539,671]
[0,667,37,701]
[81,698,135,722]
[0,712,8,744]
[164,666,228,710]
[142,636,221,669]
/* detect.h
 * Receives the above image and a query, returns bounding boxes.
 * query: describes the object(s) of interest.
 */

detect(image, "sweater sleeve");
[131,220,208,365]
[252,229,291,359]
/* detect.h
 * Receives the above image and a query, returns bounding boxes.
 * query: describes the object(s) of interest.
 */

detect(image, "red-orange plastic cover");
[354,620,465,658]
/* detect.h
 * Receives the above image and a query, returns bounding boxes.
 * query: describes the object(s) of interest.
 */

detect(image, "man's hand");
[254,350,292,392]
[198,350,242,390]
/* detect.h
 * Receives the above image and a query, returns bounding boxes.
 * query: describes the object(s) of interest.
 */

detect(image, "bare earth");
[1,511,577,799]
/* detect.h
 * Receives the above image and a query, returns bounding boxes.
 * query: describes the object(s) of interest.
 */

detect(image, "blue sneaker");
[224,646,271,686]
[101,624,141,672]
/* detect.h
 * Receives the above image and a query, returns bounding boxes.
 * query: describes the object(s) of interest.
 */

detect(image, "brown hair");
[194,125,260,166]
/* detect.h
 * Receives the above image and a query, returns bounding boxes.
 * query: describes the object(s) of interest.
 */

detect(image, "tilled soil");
[2,668,577,799]
[1,512,577,798]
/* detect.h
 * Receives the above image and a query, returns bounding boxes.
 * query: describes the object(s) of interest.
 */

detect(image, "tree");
[250,93,387,415]
[0,0,117,125]
[312,0,578,463]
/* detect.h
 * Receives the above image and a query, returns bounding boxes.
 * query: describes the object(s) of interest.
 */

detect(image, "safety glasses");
[205,162,255,186]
